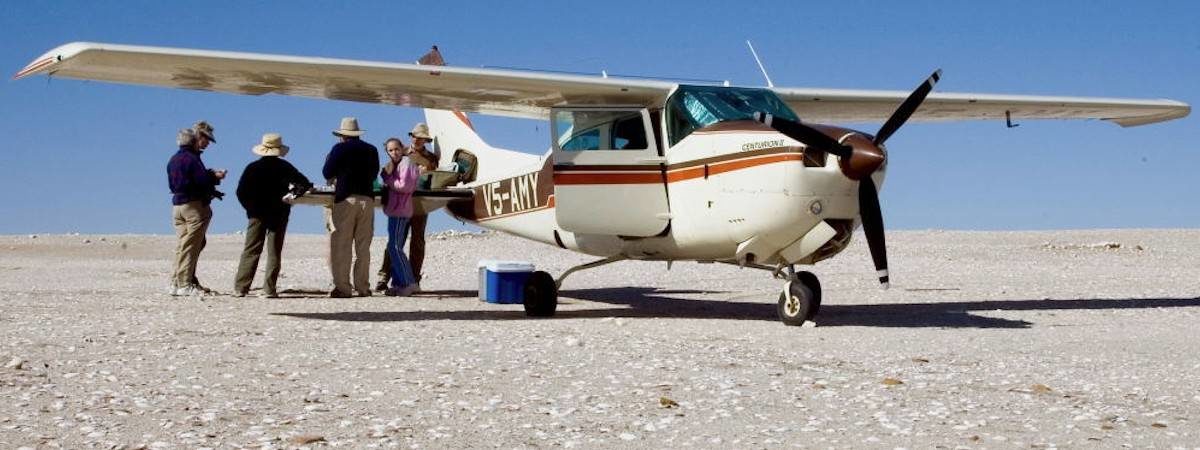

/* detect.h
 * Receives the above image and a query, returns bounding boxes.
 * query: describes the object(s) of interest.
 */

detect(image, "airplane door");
[550,107,669,236]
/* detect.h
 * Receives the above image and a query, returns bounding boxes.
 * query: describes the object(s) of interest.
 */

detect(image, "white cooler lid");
[477,259,535,272]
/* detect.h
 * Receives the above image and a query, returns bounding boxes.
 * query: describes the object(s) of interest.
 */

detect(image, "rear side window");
[554,109,649,151]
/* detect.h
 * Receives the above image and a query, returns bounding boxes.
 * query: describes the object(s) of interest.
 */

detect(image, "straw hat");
[408,123,432,140]
[332,117,365,137]
[193,120,216,142]
[252,133,290,157]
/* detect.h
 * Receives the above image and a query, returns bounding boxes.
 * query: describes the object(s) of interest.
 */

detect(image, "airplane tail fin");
[416,46,539,184]
[424,108,540,184]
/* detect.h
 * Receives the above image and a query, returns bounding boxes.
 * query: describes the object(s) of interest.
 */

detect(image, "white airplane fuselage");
[443,118,881,267]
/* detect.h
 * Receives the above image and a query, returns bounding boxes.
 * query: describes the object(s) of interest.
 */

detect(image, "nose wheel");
[777,268,822,326]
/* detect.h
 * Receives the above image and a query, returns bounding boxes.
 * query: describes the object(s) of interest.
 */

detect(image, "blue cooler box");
[477,260,535,304]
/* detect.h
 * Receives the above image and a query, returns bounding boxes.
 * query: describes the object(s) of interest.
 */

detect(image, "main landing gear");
[777,265,822,326]
[521,256,824,326]
[523,271,558,317]
[522,256,628,318]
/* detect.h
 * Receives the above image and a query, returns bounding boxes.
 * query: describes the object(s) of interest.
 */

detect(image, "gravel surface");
[1,229,1199,448]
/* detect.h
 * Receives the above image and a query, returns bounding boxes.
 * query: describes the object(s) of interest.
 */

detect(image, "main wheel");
[523,271,558,317]
[796,271,822,320]
[777,280,815,326]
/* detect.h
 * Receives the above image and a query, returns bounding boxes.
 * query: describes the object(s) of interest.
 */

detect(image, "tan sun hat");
[332,117,365,137]
[193,120,216,142]
[408,123,432,140]
[252,133,290,157]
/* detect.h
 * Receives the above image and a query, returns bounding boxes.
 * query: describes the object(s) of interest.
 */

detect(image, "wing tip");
[1108,102,1191,127]
[13,41,105,80]
[13,56,56,80]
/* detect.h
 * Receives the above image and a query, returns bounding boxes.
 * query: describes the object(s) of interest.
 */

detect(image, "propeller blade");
[858,177,889,289]
[873,69,942,146]
[753,112,852,158]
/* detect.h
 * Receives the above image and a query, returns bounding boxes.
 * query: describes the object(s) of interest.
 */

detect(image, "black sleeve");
[285,161,313,194]
[370,146,381,181]
[236,164,255,211]
[322,145,341,180]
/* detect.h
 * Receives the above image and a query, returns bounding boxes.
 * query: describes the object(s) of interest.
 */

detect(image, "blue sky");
[1,1,1197,235]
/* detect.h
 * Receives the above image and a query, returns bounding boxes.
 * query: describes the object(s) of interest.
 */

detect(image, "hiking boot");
[328,289,352,298]
[354,290,372,298]
[189,280,216,295]
[374,280,389,292]
[173,284,205,296]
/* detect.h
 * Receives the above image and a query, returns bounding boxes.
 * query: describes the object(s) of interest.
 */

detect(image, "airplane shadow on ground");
[276,289,480,298]
[271,287,1200,329]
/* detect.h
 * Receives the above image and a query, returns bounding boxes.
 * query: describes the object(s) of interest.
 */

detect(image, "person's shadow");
[271,287,1200,329]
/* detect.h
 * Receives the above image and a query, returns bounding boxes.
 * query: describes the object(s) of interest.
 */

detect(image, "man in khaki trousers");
[172,201,212,292]
[321,117,380,297]
[167,122,225,296]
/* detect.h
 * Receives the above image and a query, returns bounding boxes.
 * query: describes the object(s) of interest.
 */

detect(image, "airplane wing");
[15,42,1189,126]
[772,87,1190,127]
[13,42,674,120]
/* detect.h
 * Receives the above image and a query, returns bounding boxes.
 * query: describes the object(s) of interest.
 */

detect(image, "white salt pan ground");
[1,229,1199,448]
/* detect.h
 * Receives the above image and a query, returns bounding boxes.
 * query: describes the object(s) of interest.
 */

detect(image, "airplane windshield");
[666,85,799,146]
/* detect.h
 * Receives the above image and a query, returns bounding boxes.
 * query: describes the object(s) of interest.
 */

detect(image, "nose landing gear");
[777,266,822,326]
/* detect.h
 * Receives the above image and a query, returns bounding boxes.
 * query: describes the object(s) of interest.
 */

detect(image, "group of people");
[166,117,439,299]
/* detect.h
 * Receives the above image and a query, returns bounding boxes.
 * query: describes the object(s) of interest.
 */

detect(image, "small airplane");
[15,42,1189,325]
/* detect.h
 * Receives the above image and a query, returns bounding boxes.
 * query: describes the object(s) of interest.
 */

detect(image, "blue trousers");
[386,216,417,288]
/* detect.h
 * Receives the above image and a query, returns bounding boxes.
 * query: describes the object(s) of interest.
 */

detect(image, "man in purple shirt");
[167,122,226,296]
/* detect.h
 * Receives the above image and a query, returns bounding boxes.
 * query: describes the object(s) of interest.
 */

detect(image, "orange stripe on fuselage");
[476,194,556,223]
[554,151,804,185]
[553,172,664,185]
[480,152,801,221]
[664,167,705,183]
[704,153,803,177]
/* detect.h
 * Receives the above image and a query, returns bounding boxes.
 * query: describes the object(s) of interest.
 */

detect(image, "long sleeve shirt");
[381,157,420,218]
[407,144,440,172]
[321,137,380,203]
[236,156,312,228]
[167,145,220,205]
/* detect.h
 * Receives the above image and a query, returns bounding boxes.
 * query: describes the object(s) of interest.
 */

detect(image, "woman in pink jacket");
[381,138,421,296]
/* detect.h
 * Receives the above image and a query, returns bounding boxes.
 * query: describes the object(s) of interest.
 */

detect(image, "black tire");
[796,271,822,320]
[523,271,558,317]
[777,280,815,326]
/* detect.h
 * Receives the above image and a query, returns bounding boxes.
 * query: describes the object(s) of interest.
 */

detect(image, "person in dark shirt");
[167,122,225,297]
[233,133,312,298]
[321,117,380,298]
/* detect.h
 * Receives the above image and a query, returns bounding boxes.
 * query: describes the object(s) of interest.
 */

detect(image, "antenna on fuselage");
[746,40,774,88]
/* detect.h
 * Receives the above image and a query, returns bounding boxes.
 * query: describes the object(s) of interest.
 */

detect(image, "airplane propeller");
[754,69,942,289]
[751,113,853,159]
[874,69,941,147]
